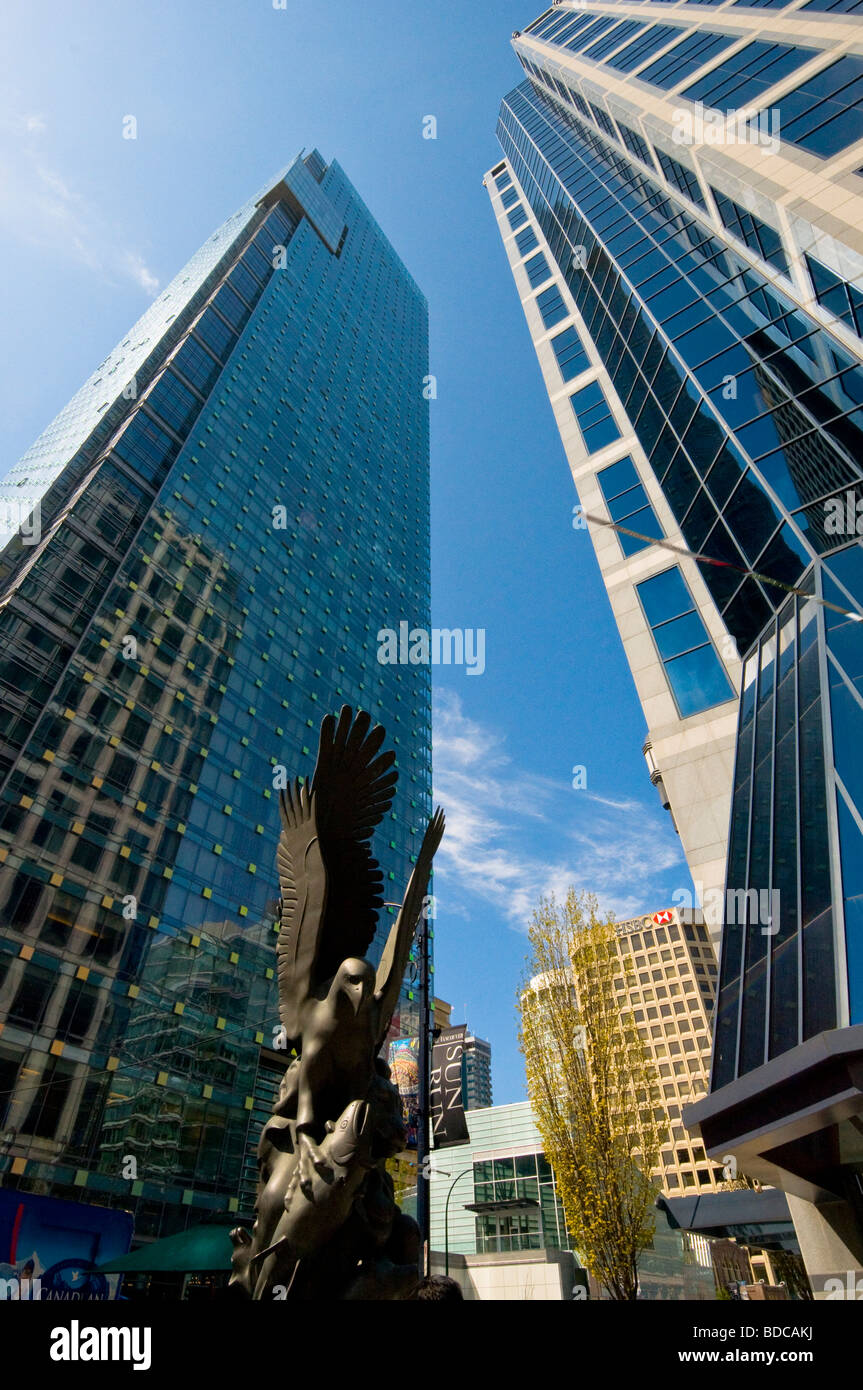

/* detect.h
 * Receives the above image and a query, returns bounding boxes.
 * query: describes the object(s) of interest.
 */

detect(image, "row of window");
[498,82,863,667]
[521,59,795,280]
[524,19,863,160]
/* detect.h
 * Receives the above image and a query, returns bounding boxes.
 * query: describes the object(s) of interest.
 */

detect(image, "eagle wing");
[276,779,327,1042]
[374,806,445,1048]
[311,706,398,984]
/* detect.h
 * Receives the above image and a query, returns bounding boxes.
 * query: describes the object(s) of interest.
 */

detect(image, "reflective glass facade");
[490,6,863,1088]
[0,152,431,1239]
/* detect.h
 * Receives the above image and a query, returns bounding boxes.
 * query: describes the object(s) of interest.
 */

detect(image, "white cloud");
[122,250,160,296]
[0,118,159,296]
[431,689,685,930]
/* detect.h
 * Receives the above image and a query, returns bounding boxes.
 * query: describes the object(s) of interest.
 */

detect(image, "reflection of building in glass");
[488,5,863,1294]
[0,151,431,1239]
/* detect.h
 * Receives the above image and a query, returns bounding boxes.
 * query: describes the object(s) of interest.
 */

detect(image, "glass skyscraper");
[487,6,863,1293]
[0,151,432,1242]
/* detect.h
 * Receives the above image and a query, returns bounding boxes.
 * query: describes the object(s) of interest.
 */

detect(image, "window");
[617,120,654,166]
[537,285,569,329]
[589,102,618,139]
[682,41,816,110]
[639,31,735,90]
[194,309,237,361]
[807,255,863,337]
[495,170,513,190]
[776,56,863,158]
[112,411,181,482]
[570,380,622,452]
[584,20,644,63]
[501,185,520,209]
[508,205,528,231]
[712,189,789,274]
[525,251,552,288]
[550,326,590,381]
[146,370,201,435]
[515,226,539,257]
[562,16,619,54]
[636,567,734,716]
[656,150,707,209]
[597,457,664,556]
[608,24,682,74]
[172,337,222,395]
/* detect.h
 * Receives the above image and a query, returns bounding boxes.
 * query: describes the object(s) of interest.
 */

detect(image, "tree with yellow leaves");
[518,889,664,1300]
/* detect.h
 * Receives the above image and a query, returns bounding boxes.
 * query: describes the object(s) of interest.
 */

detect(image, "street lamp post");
[443,1168,474,1277]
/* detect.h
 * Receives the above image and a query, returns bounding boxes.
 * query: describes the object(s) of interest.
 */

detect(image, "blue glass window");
[656,150,707,209]
[537,285,569,329]
[550,326,590,382]
[508,205,528,231]
[712,189,789,274]
[525,251,552,288]
[803,0,863,10]
[637,567,734,715]
[501,185,520,209]
[562,16,619,54]
[524,8,555,34]
[617,121,654,166]
[515,226,539,257]
[807,255,863,338]
[112,412,181,483]
[566,87,592,120]
[495,170,512,190]
[776,56,863,158]
[584,20,644,63]
[597,456,665,555]
[682,42,816,110]
[607,25,682,74]
[194,309,237,362]
[589,102,618,139]
[639,31,735,90]
[570,381,622,452]
[145,372,200,436]
[171,338,222,396]
[210,282,250,333]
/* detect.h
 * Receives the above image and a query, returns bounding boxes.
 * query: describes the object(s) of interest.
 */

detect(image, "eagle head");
[335,958,375,1015]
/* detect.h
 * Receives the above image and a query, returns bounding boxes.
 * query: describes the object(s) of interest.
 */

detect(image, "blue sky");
[0,0,691,1103]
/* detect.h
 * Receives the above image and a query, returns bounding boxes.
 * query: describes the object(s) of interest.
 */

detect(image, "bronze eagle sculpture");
[229,706,444,1300]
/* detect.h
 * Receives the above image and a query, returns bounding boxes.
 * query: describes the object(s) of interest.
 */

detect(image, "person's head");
[415,1275,463,1301]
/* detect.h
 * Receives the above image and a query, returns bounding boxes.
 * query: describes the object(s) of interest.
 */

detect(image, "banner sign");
[0,1189,133,1301]
[387,1036,420,1149]
[430,1024,470,1148]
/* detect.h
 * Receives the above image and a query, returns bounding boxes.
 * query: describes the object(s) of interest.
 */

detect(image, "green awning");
[98,1223,237,1273]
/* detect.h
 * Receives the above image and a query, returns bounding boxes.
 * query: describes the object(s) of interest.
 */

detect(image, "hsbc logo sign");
[652,910,674,926]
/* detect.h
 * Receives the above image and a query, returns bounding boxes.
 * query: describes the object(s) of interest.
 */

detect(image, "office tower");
[607,907,720,1197]
[527,906,719,1197]
[461,1028,493,1110]
[433,996,453,1031]
[486,6,863,1292]
[0,152,432,1241]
